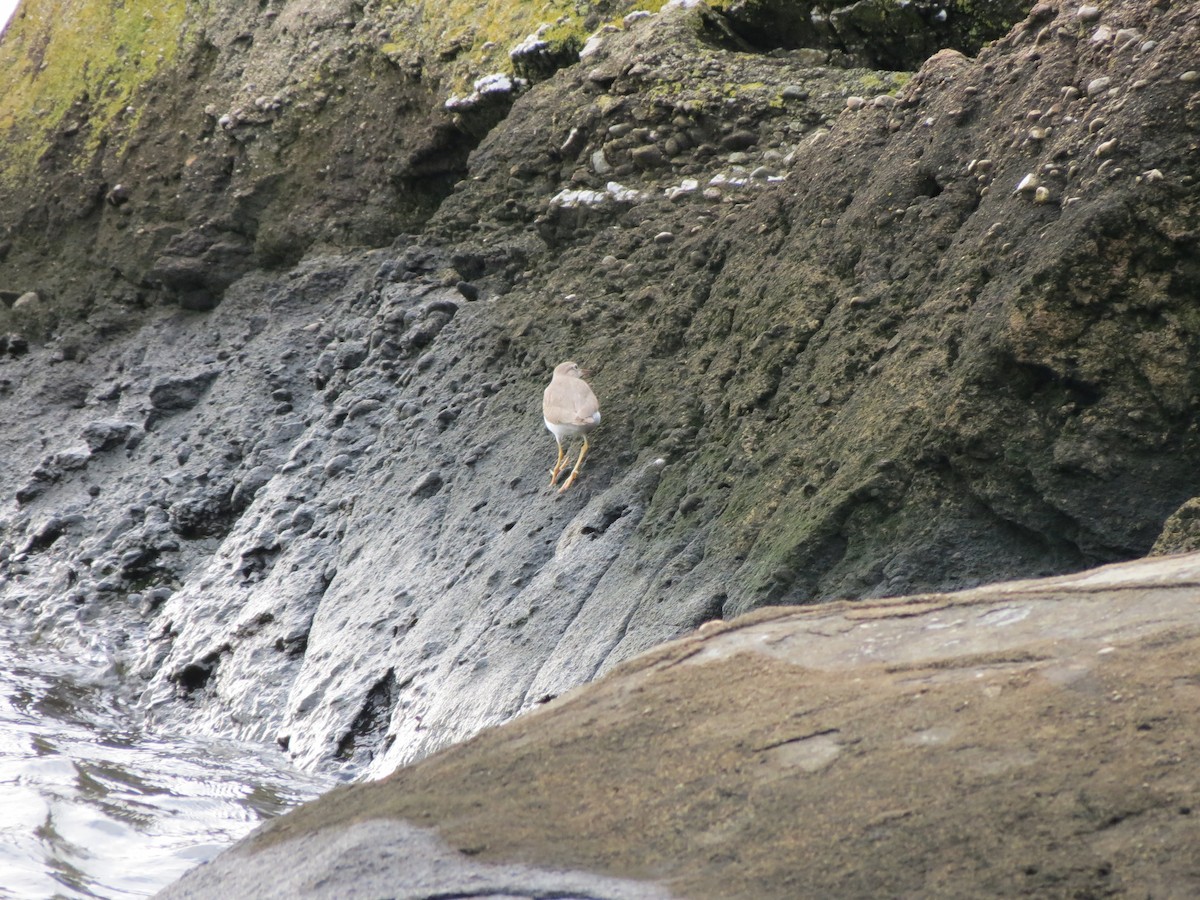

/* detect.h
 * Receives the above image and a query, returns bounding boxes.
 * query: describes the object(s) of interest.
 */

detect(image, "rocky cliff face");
[1,0,1198,781]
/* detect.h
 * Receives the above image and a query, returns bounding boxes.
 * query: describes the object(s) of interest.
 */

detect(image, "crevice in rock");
[693,592,728,629]
[1008,359,1103,409]
[716,0,1035,71]
[581,504,629,538]
[172,646,230,697]
[336,668,401,764]
[237,545,281,582]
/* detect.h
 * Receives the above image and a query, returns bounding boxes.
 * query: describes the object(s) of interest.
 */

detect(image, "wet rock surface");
[161,552,1200,899]
[0,0,1196,888]
[0,0,1197,777]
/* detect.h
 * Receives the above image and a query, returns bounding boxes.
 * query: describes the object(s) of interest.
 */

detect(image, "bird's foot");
[549,459,572,486]
[557,439,590,493]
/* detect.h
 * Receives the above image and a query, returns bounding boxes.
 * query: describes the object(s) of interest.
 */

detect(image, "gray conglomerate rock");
[158,552,1200,899]
[0,0,1196,806]
[1150,495,1200,556]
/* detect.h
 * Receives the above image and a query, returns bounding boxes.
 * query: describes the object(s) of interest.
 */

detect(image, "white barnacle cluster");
[445,73,529,112]
[549,181,646,210]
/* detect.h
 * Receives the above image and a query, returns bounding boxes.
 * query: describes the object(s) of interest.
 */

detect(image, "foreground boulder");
[161,551,1200,899]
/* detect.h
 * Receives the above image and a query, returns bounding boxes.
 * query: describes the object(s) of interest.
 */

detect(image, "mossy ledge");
[0,0,189,175]
[0,0,682,324]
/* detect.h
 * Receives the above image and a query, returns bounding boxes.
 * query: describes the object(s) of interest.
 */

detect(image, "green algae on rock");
[0,0,189,171]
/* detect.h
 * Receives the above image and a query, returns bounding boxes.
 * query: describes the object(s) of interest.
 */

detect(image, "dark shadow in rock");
[172,646,229,697]
[336,669,401,766]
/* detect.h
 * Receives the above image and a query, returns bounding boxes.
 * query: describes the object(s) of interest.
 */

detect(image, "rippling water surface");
[0,626,332,898]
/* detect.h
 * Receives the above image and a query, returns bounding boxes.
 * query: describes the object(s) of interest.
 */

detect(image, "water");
[0,628,332,898]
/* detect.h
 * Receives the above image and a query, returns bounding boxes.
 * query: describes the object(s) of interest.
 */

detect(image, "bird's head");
[555,361,587,379]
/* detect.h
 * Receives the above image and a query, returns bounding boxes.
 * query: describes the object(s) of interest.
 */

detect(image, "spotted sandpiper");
[543,361,601,493]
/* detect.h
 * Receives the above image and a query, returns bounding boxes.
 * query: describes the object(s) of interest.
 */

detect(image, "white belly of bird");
[545,411,600,442]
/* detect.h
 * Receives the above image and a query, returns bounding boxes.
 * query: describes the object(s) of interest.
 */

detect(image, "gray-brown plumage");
[543,361,601,493]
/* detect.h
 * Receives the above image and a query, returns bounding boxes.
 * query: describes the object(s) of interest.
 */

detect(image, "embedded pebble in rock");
[323,453,353,477]
[1034,186,1052,204]
[1076,4,1101,22]
[653,231,675,245]
[1096,138,1118,157]
[1087,76,1112,96]
[1114,28,1141,50]
[53,448,91,472]
[721,131,757,152]
[336,341,368,371]
[349,399,383,418]
[632,145,666,169]
[1182,71,1199,83]
[232,466,275,507]
[148,371,220,415]
[1015,173,1040,193]
[845,96,865,110]
[409,471,444,499]
[81,419,136,453]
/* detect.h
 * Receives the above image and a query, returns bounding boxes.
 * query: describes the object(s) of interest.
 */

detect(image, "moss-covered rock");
[1151,497,1200,556]
[0,0,671,317]
[0,0,188,171]
[428,0,1200,612]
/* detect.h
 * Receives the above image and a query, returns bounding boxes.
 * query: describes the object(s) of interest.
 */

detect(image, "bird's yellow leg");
[558,437,590,493]
[549,442,570,486]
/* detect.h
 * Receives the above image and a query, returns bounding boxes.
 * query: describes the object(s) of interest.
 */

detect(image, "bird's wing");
[543,379,574,423]
[567,379,599,423]
[544,375,599,425]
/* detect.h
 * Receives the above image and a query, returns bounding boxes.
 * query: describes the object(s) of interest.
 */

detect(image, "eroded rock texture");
[161,553,1200,899]
[0,0,1197,792]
